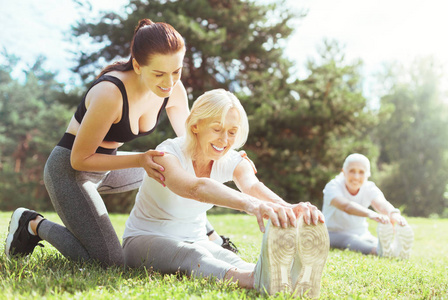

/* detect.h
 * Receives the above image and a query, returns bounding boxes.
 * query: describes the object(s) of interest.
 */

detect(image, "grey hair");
[342,153,371,177]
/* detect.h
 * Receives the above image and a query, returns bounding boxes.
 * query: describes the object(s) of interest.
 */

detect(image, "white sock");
[28,223,36,236]
[213,235,224,246]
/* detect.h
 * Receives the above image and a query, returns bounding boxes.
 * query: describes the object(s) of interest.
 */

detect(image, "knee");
[91,245,124,268]
[179,244,209,262]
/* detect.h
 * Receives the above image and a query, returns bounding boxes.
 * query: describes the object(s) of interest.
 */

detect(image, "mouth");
[211,144,225,152]
[158,86,171,92]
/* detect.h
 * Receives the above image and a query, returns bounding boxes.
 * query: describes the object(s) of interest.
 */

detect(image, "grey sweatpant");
[123,235,255,279]
[329,231,378,255]
[42,146,215,267]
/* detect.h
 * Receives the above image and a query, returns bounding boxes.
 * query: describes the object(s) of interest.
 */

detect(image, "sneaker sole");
[377,223,395,258]
[5,207,27,258]
[266,223,298,294]
[293,218,330,299]
[395,225,414,259]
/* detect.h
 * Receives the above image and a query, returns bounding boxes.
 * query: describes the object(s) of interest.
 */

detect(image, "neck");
[345,184,360,196]
[193,158,213,178]
[126,71,154,98]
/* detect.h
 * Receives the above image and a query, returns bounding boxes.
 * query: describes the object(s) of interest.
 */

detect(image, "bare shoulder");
[233,157,257,181]
[85,80,123,111]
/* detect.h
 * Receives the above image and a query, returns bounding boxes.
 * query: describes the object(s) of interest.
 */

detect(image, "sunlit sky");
[1,0,447,98]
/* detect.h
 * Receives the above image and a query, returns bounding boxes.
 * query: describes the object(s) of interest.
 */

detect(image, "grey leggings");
[329,231,378,255]
[42,146,215,267]
[123,235,254,279]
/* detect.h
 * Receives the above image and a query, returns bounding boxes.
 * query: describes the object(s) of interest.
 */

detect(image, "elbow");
[186,178,209,202]
[70,155,85,171]
[341,203,353,214]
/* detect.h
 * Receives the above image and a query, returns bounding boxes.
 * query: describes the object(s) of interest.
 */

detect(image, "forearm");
[71,152,142,172]
[340,201,375,218]
[374,202,397,216]
[370,196,401,218]
[245,182,288,206]
[186,178,260,215]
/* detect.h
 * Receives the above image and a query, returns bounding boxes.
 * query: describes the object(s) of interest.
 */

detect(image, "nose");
[163,75,174,87]
[219,131,228,143]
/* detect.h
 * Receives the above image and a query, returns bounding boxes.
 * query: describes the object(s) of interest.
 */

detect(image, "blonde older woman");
[122,89,329,297]
[322,153,414,258]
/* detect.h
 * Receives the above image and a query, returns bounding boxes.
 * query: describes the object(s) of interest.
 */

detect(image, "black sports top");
[74,75,169,143]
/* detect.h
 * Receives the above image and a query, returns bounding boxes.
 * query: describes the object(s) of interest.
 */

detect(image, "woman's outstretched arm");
[233,158,325,226]
[154,153,297,232]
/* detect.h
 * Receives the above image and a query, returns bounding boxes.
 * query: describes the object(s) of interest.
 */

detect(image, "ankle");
[225,268,253,289]
[30,216,44,235]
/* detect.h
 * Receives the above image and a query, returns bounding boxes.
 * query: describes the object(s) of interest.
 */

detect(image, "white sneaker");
[291,216,330,298]
[254,220,297,295]
[377,223,395,258]
[394,224,414,259]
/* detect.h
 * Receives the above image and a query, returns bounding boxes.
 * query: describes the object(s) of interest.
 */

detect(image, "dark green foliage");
[70,1,380,209]
[72,0,299,101]
[1,1,447,216]
[243,40,379,207]
[0,53,72,211]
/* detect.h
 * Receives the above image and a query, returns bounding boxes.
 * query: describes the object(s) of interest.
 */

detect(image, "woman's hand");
[139,150,166,186]
[368,211,390,224]
[252,202,297,233]
[390,212,407,226]
[291,202,325,225]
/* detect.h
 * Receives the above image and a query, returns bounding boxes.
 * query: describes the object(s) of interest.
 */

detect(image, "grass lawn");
[0,210,447,299]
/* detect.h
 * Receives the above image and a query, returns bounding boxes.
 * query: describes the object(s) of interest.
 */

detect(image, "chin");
[157,91,172,98]
[212,151,227,161]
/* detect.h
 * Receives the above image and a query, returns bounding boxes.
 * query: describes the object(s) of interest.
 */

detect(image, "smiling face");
[343,161,368,195]
[135,50,184,97]
[192,108,241,162]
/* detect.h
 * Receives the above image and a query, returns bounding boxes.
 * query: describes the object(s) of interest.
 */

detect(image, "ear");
[132,58,141,75]
[191,124,199,134]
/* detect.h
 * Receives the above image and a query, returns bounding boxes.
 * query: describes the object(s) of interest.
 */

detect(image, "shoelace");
[220,235,239,253]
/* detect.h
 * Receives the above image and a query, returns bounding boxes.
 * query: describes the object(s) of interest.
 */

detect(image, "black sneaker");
[220,235,239,254]
[5,208,44,258]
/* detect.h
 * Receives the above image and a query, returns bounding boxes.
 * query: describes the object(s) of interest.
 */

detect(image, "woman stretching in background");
[322,153,414,258]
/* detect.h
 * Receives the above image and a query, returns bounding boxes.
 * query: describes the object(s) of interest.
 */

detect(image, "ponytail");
[96,19,183,79]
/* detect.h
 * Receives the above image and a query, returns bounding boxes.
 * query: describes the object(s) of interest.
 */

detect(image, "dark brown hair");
[97,19,185,78]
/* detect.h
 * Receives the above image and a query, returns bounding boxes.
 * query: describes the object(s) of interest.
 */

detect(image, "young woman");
[5,19,231,266]
[122,89,330,297]
[322,153,414,258]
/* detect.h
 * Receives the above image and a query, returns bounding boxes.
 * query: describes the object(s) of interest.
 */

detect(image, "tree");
[68,0,308,210]
[68,1,381,209]
[71,0,300,97]
[0,53,72,210]
[243,40,379,208]
[375,57,448,217]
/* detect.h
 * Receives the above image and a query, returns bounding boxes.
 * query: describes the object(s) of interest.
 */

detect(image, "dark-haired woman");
[5,19,230,266]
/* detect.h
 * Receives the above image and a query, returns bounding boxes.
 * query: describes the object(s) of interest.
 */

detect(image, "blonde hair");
[342,153,371,178]
[184,89,249,158]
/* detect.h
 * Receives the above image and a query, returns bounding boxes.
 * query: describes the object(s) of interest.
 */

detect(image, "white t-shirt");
[322,173,385,235]
[123,136,243,242]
